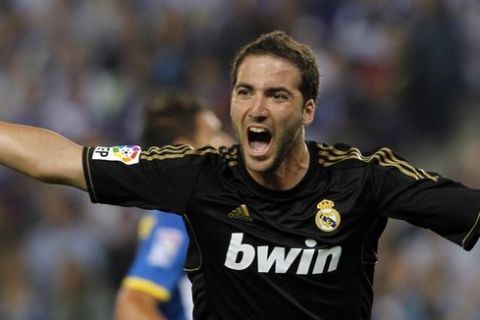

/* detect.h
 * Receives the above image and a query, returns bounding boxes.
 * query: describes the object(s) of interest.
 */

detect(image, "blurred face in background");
[177,109,234,148]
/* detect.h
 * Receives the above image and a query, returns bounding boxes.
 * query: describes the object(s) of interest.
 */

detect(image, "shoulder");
[217,144,241,167]
[140,144,239,165]
[312,141,438,181]
[140,144,215,160]
[312,141,404,170]
[312,142,394,167]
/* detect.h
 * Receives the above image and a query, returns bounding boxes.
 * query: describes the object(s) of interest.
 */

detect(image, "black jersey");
[83,141,480,320]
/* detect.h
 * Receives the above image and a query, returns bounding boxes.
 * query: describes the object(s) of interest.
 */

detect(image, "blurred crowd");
[1,0,480,319]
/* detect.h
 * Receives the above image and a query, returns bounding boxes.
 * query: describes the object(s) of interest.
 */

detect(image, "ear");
[302,99,316,126]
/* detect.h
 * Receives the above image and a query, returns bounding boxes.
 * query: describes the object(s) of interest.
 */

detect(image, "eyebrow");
[266,87,291,93]
[234,83,293,95]
[234,83,253,90]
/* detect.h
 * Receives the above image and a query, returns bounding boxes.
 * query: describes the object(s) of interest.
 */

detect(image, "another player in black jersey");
[1,31,480,320]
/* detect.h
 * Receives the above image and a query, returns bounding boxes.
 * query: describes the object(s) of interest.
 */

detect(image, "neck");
[249,142,310,191]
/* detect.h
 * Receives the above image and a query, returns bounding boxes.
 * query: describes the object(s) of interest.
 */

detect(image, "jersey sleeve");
[82,145,209,214]
[370,148,480,250]
[122,211,189,302]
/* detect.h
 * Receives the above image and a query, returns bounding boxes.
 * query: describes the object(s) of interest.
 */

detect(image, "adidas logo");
[228,205,252,222]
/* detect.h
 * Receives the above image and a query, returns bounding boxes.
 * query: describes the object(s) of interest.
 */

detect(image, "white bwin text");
[224,233,342,274]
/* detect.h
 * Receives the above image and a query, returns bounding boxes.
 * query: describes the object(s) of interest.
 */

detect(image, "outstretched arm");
[0,121,86,190]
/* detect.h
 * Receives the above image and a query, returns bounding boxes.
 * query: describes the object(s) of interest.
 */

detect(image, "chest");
[186,170,377,273]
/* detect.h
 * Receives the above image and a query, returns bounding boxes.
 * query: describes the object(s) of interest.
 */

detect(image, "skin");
[230,54,316,190]
[0,122,86,190]
[115,289,166,320]
[187,110,234,148]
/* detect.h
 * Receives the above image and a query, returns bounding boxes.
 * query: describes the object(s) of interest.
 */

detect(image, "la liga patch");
[92,145,142,165]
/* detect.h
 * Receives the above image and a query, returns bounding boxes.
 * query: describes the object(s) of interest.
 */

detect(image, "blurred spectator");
[400,0,466,145]
[21,186,112,320]
[0,244,39,320]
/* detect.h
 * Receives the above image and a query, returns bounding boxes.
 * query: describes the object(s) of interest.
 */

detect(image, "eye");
[236,87,251,97]
[272,91,288,101]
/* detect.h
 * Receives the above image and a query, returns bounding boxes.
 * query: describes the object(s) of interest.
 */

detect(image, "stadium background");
[0,0,480,319]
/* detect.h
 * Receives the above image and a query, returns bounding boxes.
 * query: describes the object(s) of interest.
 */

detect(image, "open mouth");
[248,127,272,155]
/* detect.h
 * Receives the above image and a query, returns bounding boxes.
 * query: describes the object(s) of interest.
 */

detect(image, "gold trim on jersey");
[219,146,239,167]
[182,214,203,272]
[462,210,480,250]
[139,144,240,167]
[317,143,439,182]
[141,144,202,160]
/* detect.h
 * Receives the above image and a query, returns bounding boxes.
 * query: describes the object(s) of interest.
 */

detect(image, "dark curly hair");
[230,31,320,103]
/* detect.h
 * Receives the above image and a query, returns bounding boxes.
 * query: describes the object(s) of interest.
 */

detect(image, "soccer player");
[114,94,232,320]
[1,31,480,319]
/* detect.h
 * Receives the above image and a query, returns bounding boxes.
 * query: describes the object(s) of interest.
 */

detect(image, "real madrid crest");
[315,199,341,232]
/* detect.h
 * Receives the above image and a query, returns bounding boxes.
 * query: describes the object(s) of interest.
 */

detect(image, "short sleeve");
[82,145,208,214]
[370,148,480,250]
[122,211,189,301]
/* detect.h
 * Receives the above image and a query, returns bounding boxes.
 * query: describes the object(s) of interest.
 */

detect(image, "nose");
[249,94,268,121]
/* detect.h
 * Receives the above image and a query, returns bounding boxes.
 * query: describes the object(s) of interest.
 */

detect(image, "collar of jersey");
[238,141,319,201]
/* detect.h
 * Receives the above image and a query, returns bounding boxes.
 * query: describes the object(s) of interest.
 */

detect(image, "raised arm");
[0,121,86,190]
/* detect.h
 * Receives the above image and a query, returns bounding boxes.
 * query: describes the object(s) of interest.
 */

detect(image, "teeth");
[249,127,266,133]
